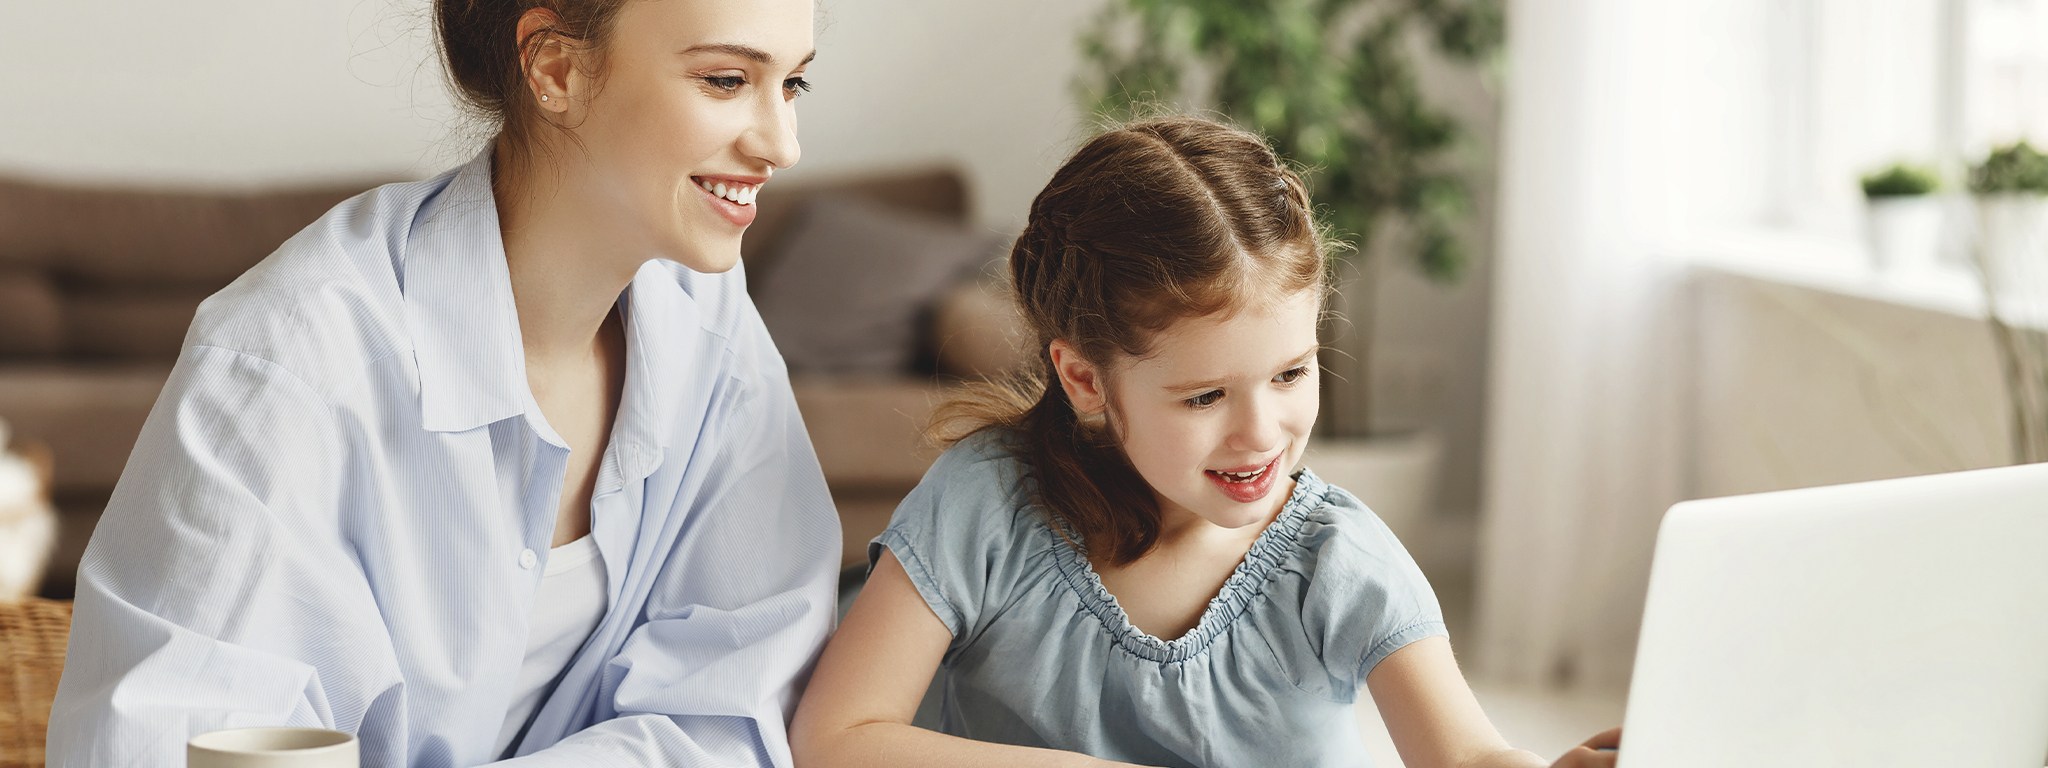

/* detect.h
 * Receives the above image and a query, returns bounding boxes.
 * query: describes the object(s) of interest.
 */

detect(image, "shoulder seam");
[186,344,396,407]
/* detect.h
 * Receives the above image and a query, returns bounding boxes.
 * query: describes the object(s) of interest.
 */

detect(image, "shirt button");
[519,549,538,570]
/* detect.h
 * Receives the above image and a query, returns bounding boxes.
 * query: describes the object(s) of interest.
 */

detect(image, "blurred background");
[2,0,2045,763]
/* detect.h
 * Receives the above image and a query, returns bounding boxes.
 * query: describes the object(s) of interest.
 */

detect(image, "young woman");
[48,1,836,765]
[791,116,1621,768]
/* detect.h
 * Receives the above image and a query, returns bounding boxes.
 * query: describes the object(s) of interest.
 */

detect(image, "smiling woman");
[46,0,842,766]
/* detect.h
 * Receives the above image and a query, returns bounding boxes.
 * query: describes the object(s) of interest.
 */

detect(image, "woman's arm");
[791,551,1145,768]
[47,346,402,766]
[1367,636,1618,768]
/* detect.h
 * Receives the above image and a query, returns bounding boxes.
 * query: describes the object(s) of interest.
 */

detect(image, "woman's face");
[566,0,813,274]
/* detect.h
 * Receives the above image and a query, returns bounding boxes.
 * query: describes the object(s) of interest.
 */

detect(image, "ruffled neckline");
[1041,468,1327,664]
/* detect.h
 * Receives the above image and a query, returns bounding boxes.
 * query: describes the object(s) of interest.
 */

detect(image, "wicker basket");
[0,599,71,768]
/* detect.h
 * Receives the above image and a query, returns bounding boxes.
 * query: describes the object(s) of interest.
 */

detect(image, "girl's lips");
[694,178,757,228]
[1205,455,1281,504]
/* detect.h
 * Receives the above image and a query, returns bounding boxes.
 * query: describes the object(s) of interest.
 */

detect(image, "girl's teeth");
[1213,465,1268,483]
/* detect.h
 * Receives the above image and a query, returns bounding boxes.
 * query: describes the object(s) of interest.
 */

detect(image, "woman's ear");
[516,8,577,114]
[1048,340,1107,417]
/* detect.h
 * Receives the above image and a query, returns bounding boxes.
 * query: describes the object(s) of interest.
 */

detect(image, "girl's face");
[560,0,812,273]
[1066,288,1323,532]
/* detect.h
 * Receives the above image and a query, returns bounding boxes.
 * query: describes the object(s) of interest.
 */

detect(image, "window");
[1767,0,2048,242]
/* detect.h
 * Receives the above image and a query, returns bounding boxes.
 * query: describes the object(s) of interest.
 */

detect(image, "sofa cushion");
[743,168,970,278]
[0,366,169,495]
[0,176,373,288]
[65,290,211,361]
[930,275,1035,380]
[0,272,62,358]
[755,196,1003,374]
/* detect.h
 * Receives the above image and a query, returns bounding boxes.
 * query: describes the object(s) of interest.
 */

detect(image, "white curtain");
[1476,0,1773,689]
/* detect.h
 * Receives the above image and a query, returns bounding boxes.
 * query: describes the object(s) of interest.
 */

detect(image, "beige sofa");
[0,167,1029,597]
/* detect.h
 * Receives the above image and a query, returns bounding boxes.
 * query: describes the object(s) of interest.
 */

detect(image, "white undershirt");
[494,535,608,757]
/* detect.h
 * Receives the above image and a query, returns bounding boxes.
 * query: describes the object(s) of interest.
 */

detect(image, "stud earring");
[540,93,550,102]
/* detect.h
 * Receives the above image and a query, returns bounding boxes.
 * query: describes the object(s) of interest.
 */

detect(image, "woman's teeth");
[697,178,758,206]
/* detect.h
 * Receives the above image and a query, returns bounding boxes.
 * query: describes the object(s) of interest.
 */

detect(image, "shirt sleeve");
[867,430,1031,643]
[493,324,842,768]
[1297,482,1448,697]
[47,345,404,766]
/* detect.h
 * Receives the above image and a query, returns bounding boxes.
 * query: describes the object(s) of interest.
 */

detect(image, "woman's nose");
[743,95,801,171]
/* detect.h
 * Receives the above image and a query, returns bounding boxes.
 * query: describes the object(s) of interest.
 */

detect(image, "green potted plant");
[1075,0,1502,529]
[1859,162,1944,276]
[1969,141,2048,307]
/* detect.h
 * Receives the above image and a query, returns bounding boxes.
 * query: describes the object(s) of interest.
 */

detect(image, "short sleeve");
[868,430,1035,642]
[1295,481,1448,694]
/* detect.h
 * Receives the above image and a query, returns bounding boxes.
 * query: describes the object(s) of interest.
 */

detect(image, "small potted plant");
[1860,161,1943,276]
[1969,141,2048,306]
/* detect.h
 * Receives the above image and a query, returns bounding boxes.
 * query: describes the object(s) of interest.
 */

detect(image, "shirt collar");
[403,150,529,433]
[614,261,698,460]
[404,153,705,470]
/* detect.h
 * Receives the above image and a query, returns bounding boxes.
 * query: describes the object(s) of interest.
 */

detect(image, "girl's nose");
[1228,396,1285,455]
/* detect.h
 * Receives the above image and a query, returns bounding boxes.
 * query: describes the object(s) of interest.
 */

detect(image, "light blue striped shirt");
[47,152,842,767]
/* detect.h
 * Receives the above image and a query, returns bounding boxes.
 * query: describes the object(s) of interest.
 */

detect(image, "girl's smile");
[1205,453,1283,503]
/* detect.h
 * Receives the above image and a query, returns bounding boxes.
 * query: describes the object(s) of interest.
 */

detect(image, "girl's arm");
[791,551,1148,768]
[1367,636,1619,768]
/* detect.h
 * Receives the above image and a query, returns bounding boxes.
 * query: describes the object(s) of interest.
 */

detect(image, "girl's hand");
[1550,726,1621,768]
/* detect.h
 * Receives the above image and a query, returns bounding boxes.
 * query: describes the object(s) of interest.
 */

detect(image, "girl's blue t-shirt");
[870,428,1446,768]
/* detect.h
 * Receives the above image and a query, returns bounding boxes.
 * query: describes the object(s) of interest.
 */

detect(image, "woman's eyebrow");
[679,43,817,67]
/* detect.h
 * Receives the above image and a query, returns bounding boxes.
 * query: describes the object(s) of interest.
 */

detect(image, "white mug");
[187,727,358,768]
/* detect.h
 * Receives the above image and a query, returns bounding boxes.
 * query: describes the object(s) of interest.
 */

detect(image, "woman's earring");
[540,93,550,102]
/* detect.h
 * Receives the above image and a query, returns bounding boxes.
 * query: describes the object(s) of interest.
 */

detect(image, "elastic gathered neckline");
[1042,468,1329,664]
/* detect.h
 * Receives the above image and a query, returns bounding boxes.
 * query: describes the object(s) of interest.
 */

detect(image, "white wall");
[0,1,466,184]
[0,0,1102,221]
[797,0,1101,231]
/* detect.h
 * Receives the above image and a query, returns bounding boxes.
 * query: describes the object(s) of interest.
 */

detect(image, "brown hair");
[435,0,631,175]
[934,115,1329,566]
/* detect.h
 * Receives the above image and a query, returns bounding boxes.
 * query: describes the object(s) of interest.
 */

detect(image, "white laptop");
[1618,463,2048,767]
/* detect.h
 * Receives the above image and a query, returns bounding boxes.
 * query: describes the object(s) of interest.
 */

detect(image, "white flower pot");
[1304,430,1442,536]
[1973,194,2048,308]
[1864,196,1944,276]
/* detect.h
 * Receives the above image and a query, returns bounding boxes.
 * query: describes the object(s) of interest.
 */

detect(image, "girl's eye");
[1275,366,1311,384]
[1185,390,1223,409]
[783,76,812,97]
[703,75,746,92]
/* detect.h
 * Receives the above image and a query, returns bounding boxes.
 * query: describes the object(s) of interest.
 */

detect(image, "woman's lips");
[692,177,758,228]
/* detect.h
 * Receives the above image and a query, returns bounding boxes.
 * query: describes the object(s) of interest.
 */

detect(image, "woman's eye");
[1185,390,1223,409]
[702,75,746,92]
[783,76,812,97]
[1275,366,1311,384]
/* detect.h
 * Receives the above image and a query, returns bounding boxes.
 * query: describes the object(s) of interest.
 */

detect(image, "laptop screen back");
[1619,463,2048,768]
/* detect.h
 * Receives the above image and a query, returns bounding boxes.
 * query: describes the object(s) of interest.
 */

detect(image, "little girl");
[791,116,1619,768]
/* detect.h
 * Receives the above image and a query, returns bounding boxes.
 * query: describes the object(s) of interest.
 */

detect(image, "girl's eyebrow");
[1163,347,1319,393]
[679,43,817,68]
